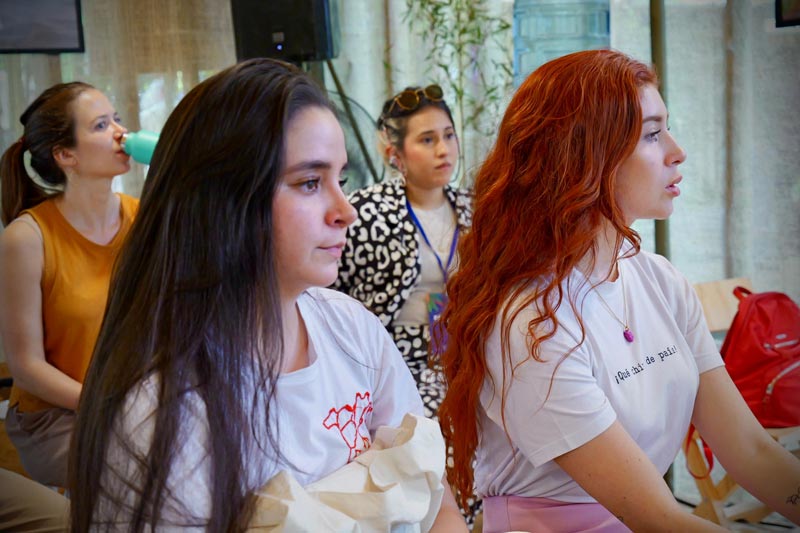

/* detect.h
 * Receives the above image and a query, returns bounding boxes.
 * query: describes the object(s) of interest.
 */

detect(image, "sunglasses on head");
[389,84,444,113]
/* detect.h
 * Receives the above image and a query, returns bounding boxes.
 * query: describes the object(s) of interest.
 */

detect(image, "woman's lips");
[666,176,682,196]
[320,243,345,258]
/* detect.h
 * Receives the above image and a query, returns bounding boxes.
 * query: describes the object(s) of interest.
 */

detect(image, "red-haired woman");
[437,49,800,532]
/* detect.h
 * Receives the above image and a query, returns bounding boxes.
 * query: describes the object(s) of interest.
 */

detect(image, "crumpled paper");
[246,413,446,532]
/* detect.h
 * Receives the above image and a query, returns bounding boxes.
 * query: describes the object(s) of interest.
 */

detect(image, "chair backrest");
[693,277,753,334]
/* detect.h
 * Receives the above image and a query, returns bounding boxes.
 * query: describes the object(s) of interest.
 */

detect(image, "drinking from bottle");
[121,130,159,164]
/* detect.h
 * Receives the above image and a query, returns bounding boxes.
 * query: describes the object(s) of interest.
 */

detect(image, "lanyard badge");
[407,200,459,355]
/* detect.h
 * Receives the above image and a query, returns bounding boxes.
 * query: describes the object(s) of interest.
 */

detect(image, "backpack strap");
[684,424,714,479]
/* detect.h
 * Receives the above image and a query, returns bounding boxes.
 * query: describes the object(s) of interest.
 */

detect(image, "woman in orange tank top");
[0,82,138,488]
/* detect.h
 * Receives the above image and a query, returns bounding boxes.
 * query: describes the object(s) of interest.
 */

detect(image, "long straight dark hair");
[69,59,333,532]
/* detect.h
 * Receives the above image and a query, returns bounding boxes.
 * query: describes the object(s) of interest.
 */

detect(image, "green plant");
[403,0,513,182]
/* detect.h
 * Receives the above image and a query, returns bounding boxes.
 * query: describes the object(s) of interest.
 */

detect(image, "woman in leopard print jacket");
[333,85,472,418]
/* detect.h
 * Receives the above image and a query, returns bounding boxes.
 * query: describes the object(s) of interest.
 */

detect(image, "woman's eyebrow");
[283,160,350,174]
[283,160,332,173]
[642,114,666,124]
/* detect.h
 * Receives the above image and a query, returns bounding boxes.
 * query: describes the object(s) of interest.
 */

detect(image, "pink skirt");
[482,495,631,533]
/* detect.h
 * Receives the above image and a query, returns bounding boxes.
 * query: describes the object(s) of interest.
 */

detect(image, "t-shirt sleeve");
[365,310,425,432]
[684,282,725,373]
[653,254,724,374]
[96,377,212,530]
[482,306,617,468]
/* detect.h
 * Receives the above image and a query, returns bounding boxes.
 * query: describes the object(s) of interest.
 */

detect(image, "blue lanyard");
[406,199,459,283]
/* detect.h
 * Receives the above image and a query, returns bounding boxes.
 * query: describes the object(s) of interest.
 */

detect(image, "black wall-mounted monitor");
[0,0,85,54]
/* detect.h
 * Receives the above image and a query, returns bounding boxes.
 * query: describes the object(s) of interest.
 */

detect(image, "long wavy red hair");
[437,50,657,507]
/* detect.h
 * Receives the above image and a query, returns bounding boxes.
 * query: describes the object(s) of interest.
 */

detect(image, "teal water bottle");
[122,130,159,165]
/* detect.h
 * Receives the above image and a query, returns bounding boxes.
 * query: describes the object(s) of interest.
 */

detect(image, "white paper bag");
[247,413,446,532]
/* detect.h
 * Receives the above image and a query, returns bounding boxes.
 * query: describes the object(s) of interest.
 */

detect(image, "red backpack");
[721,286,800,428]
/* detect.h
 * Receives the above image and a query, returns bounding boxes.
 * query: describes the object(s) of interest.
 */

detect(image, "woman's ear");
[386,146,402,172]
[53,146,77,171]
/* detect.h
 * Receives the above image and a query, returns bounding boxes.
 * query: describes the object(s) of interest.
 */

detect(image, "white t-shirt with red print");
[97,287,424,527]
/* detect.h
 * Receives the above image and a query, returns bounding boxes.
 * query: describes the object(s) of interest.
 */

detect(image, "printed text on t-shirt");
[613,344,677,385]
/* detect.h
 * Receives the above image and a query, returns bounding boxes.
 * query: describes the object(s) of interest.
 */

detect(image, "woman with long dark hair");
[438,49,800,532]
[0,82,137,488]
[70,58,466,532]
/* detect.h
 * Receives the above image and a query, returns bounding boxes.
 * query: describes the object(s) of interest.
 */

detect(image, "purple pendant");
[623,328,635,343]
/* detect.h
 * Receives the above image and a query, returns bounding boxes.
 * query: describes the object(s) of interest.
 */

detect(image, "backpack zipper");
[764,338,799,350]
[764,359,800,400]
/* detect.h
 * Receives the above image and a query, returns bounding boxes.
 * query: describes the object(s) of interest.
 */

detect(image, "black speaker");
[230,0,340,62]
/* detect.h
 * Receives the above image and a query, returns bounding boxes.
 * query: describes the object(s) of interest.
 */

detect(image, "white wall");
[613,0,800,300]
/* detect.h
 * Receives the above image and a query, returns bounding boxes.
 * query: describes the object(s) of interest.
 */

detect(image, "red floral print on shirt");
[323,391,374,461]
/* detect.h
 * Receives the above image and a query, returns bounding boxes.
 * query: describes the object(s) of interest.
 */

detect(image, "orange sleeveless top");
[10,194,139,412]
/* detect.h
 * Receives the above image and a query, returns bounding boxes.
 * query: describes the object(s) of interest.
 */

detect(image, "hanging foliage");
[403,0,513,179]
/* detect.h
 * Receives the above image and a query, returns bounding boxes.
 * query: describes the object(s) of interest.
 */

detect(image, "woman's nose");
[112,122,128,137]
[330,187,357,227]
[668,132,687,166]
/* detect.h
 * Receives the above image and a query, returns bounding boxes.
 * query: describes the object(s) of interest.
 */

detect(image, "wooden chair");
[693,277,753,336]
[686,277,800,527]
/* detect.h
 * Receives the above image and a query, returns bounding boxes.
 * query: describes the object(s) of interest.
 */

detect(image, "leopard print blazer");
[333,178,473,328]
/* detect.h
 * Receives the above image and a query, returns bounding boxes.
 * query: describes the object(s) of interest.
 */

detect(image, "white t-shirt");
[97,287,424,527]
[475,251,723,502]
[395,201,458,326]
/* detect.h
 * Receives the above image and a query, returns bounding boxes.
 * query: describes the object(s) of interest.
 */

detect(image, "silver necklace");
[593,265,634,343]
